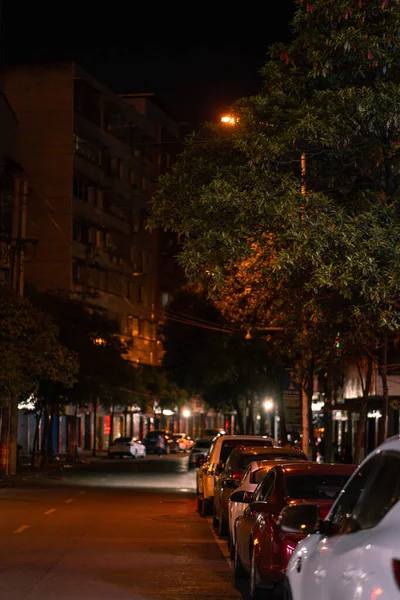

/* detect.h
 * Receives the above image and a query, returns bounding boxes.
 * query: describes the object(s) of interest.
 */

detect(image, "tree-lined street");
[0,457,241,600]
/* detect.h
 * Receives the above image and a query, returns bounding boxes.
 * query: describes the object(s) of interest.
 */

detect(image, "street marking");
[13,525,30,534]
[65,498,73,503]
[44,509,56,515]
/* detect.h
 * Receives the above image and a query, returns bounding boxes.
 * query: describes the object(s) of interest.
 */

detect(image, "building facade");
[3,63,179,366]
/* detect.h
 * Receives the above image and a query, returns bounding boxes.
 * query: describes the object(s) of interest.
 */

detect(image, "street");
[0,455,243,600]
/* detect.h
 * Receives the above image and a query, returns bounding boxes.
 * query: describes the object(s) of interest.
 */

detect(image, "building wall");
[3,63,75,293]
[3,63,171,366]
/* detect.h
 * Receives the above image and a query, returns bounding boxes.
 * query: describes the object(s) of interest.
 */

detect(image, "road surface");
[0,455,244,600]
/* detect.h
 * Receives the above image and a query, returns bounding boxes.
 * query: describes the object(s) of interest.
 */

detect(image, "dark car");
[234,462,356,599]
[188,438,213,469]
[212,446,307,537]
[143,430,177,454]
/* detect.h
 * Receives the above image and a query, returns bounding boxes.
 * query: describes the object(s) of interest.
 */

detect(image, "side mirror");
[215,463,224,476]
[277,504,319,535]
[222,479,239,489]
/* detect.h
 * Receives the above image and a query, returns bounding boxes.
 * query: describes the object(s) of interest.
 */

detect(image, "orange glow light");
[221,115,237,125]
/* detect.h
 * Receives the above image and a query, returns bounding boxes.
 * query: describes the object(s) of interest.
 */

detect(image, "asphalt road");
[0,454,244,600]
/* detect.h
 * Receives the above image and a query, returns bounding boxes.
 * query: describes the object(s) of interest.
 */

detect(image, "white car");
[173,433,194,452]
[196,434,276,517]
[228,453,308,552]
[283,434,400,600]
[108,437,147,459]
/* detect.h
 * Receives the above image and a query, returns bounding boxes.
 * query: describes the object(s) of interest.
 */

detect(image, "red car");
[233,462,356,599]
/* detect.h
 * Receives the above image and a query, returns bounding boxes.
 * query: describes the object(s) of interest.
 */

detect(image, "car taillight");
[393,559,400,589]
[232,470,242,481]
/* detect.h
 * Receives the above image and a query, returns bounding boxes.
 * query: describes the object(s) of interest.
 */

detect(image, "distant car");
[143,430,177,454]
[234,462,356,600]
[213,445,308,538]
[188,438,213,469]
[172,433,194,452]
[108,437,147,459]
[227,450,309,549]
[196,435,276,517]
[285,435,400,600]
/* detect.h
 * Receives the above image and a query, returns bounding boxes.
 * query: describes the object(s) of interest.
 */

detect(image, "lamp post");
[263,399,274,437]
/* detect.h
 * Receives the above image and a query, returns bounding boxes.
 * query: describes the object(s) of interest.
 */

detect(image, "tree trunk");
[92,400,97,457]
[276,383,288,445]
[379,334,389,443]
[354,357,373,464]
[0,404,10,477]
[232,397,244,434]
[41,403,49,466]
[67,412,77,463]
[8,396,19,476]
[31,409,42,469]
[47,404,56,464]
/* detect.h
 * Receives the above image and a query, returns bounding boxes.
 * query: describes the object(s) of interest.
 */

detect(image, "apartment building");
[0,92,28,294]
[3,63,178,365]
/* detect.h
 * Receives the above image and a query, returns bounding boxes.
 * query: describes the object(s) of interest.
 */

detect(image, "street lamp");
[182,409,191,418]
[263,399,274,412]
[221,115,237,125]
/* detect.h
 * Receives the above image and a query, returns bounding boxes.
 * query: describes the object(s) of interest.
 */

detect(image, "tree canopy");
[151,0,400,453]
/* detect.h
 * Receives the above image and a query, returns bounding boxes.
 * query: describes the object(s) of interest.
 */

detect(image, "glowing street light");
[221,115,237,125]
[263,399,274,412]
[182,409,191,418]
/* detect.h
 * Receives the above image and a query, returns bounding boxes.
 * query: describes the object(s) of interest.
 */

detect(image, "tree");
[162,286,281,435]
[0,287,77,475]
[28,291,144,459]
[151,0,400,457]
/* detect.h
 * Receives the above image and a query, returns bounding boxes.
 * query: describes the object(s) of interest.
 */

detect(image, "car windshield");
[220,439,273,464]
[194,440,211,449]
[249,458,305,483]
[285,474,350,500]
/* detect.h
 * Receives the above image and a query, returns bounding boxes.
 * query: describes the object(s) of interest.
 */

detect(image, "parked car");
[172,433,194,452]
[213,446,307,537]
[108,436,147,459]
[143,430,176,454]
[234,462,356,599]
[196,435,276,517]
[188,438,213,469]
[227,450,309,549]
[284,435,400,600]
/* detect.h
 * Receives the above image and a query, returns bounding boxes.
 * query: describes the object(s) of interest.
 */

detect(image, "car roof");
[277,462,357,476]
[378,434,400,452]
[230,446,306,457]
[214,435,276,443]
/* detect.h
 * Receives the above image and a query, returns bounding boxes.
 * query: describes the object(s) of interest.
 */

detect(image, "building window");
[138,285,144,303]
[73,220,80,242]
[73,176,89,202]
[132,317,139,336]
[73,133,99,164]
[129,169,136,186]
[138,319,144,336]
[161,291,170,308]
[80,224,89,244]
[72,261,80,283]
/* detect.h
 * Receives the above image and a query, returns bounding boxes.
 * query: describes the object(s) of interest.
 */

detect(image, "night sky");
[4,2,295,125]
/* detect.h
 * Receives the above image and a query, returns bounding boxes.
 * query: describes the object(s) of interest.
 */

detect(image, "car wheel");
[218,508,228,538]
[212,501,219,529]
[233,536,248,580]
[200,496,212,518]
[283,579,294,600]
[250,548,264,600]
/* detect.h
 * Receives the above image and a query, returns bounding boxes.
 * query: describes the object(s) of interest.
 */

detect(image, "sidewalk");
[0,450,108,488]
